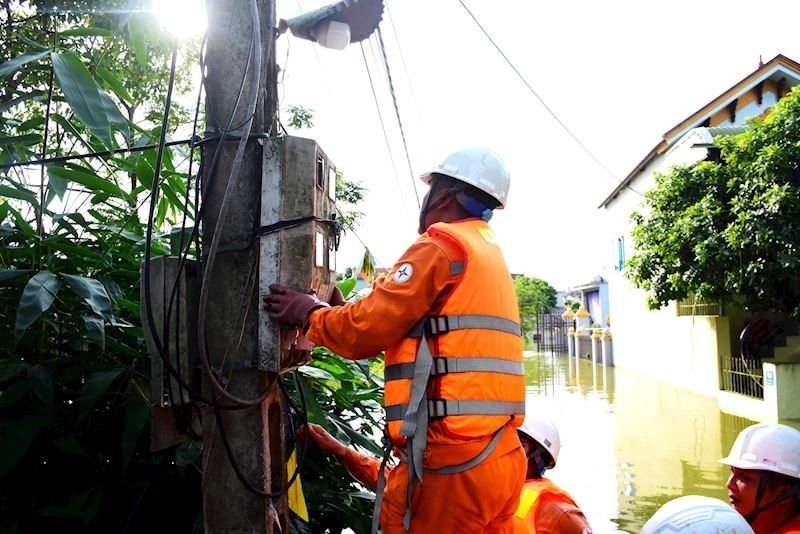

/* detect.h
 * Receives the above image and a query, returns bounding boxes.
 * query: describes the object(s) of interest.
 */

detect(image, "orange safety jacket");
[751,498,800,534]
[383,219,526,446]
[381,219,526,531]
[306,218,526,532]
[513,478,593,534]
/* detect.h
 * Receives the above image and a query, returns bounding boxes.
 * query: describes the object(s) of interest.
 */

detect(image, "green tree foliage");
[0,1,202,531]
[284,104,366,230]
[626,86,800,318]
[513,275,557,338]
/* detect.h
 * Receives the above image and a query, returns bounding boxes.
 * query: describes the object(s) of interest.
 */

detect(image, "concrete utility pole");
[201,1,284,532]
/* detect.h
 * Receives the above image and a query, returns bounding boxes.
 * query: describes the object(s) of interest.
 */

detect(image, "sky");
[163,0,800,289]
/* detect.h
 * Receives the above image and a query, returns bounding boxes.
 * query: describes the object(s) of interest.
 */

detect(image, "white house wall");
[607,269,729,397]
[602,143,731,397]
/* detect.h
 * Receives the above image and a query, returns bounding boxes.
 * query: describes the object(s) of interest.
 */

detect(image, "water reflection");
[524,351,757,533]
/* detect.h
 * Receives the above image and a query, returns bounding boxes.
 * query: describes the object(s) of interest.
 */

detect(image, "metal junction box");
[259,136,338,373]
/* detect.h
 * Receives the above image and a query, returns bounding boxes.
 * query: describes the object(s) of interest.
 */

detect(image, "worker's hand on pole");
[264,284,329,328]
[296,423,348,459]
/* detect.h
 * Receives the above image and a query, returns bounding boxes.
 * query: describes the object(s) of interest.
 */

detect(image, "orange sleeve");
[341,448,392,491]
[305,233,463,359]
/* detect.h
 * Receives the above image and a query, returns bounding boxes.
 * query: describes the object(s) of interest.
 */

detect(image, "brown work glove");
[296,423,348,459]
[328,286,346,306]
[265,284,329,328]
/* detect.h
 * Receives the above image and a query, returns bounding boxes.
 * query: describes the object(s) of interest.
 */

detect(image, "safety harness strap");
[395,423,507,475]
[386,399,526,422]
[397,330,435,531]
[405,314,521,338]
[384,357,524,381]
[371,429,394,534]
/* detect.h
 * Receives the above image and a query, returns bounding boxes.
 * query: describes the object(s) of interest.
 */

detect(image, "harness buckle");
[428,398,448,417]
[431,357,449,376]
[424,316,450,336]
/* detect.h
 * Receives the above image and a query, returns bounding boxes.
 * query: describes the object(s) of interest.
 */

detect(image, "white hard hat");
[641,495,754,533]
[419,147,510,208]
[719,423,800,479]
[518,414,560,466]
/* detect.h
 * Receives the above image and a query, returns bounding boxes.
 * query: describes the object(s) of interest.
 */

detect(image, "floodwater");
[523,350,757,533]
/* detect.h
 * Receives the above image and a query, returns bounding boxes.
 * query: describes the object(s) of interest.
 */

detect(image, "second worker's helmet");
[419,147,510,208]
[517,414,560,467]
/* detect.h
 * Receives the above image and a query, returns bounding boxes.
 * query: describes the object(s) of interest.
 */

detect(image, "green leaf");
[48,172,68,199]
[50,52,112,148]
[175,440,202,468]
[53,435,89,457]
[47,165,128,201]
[78,369,123,422]
[0,416,41,477]
[0,183,38,206]
[50,113,93,152]
[126,14,148,68]
[115,298,140,316]
[0,269,32,283]
[98,89,130,143]
[96,65,133,105]
[122,398,149,469]
[28,364,54,407]
[0,49,52,78]
[82,314,105,351]
[337,277,357,299]
[60,27,115,37]
[20,36,49,50]
[15,271,61,340]
[61,273,113,321]
[296,375,325,424]
[0,380,29,409]
[4,204,35,237]
[135,152,155,190]
[0,134,42,146]
[298,365,336,381]
[0,89,47,113]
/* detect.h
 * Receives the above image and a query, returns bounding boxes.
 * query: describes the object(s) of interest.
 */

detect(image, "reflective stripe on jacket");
[384,219,525,445]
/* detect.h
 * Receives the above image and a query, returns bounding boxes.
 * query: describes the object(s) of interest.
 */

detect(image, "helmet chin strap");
[746,473,800,524]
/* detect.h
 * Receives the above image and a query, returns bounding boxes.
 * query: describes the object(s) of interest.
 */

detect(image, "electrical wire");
[454,0,643,197]
[196,0,271,408]
[212,370,309,499]
[359,42,409,217]
[374,27,420,208]
[383,0,425,130]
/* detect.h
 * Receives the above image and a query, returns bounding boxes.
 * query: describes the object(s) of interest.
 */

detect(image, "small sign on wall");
[765,370,775,386]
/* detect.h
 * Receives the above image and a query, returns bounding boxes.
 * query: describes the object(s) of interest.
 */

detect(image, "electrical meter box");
[259,136,338,373]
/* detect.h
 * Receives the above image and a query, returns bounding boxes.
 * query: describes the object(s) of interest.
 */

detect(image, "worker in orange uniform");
[266,148,526,533]
[512,414,592,533]
[719,423,800,534]
[298,414,592,534]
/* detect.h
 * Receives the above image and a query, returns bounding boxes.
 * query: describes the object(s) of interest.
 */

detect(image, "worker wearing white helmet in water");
[512,413,593,533]
[719,423,800,534]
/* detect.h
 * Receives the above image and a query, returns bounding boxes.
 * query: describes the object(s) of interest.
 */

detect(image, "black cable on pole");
[374,27,420,208]
[196,0,271,408]
[454,0,643,197]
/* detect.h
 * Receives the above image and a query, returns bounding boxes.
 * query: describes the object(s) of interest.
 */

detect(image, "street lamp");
[279,0,384,50]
